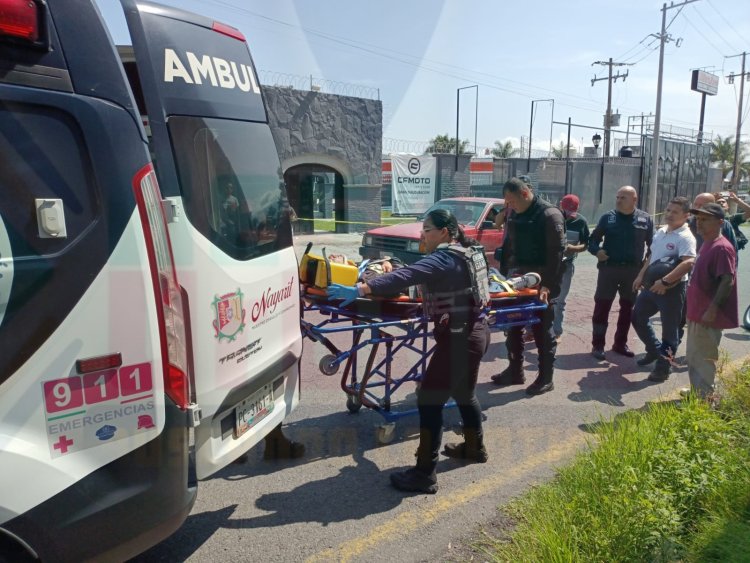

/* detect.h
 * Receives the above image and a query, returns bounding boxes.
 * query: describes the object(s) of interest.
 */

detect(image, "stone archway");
[284,163,345,234]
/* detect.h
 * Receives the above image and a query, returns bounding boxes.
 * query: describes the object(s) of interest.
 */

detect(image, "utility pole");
[591,58,630,158]
[455,85,478,171]
[647,0,699,218]
[726,52,747,190]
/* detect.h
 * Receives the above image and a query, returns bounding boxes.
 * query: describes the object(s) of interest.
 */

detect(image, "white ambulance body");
[0,0,302,560]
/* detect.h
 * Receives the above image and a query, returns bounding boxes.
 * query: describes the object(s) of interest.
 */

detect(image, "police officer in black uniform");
[328,209,491,494]
[587,185,653,361]
[490,177,566,395]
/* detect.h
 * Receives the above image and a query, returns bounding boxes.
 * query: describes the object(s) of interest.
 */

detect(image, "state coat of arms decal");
[212,289,247,342]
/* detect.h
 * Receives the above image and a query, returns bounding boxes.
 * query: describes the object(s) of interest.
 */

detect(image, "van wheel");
[376,423,396,444]
[346,395,362,414]
[743,304,750,330]
[319,354,339,376]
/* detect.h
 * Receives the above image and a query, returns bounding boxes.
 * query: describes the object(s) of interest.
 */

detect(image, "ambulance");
[0,0,301,560]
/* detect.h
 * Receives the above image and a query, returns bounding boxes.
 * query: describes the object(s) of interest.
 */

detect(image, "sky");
[96,0,750,155]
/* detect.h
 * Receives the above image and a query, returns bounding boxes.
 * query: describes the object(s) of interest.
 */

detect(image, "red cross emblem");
[53,435,74,454]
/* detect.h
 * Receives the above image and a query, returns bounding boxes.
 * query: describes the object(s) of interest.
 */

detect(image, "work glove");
[327,283,359,307]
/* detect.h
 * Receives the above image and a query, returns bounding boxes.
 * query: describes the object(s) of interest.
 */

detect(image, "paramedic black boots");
[490,365,525,386]
[647,356,672,383]
[442,429,488,463]
[391,442,438,494]
[390,467,438,494]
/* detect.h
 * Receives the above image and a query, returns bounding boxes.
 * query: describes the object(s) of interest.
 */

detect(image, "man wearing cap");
[678,192,739,344]
[491,177,565,395]
[631,196,696,382]
[553,194,590,340]
[587,186,653,361]
[685,202,738,398]
[688,193,737,254]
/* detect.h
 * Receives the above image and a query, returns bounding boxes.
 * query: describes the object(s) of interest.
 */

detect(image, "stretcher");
[300,285,547,444]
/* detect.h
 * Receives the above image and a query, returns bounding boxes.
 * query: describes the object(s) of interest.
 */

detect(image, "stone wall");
[264,87,383,232]
[436,154,471,199]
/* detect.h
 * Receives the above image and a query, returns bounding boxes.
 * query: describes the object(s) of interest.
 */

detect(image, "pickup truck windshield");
[424,200,488,226]
[169,117,292,260]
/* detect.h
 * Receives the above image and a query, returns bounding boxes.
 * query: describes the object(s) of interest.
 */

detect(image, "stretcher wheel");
[376,423,396,444]
[319,354,339,376]
[346,394,362,413]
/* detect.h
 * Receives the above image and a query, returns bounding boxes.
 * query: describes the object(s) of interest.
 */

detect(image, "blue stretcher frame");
[301,293,547,429]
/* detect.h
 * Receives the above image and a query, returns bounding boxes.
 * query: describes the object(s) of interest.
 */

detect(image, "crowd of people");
[319,178,748,495]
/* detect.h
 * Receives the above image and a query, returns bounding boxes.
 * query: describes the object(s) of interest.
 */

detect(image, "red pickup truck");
[359,197,505,267]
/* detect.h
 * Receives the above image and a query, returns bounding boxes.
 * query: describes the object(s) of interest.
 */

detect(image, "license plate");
[234,383,274,438]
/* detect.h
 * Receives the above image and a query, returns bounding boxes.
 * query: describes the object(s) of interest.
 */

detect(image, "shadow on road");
[567,365,654,406]
[129,505,239,562]
[725,332,750,341]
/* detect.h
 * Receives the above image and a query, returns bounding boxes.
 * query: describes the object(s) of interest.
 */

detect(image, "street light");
[456,85,478,171]
[592,133,602,153]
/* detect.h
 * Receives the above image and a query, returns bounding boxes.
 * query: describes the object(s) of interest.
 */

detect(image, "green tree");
[492,140,515,158]
[710,134,747,178]
[551,141,576,158]
[425,134,470,155]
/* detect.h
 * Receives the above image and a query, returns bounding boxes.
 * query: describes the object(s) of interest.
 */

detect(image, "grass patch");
[482,360,750,562]
[312,212,415,232]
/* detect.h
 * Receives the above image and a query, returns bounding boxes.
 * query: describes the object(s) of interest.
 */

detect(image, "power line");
[681,12,727,57]
[621,36,661,64]
[691,4,738,54]
[665,5,686,30]
[706,0,747,50]
[202,0,739,137]
[628,43,660,65]
[199,0,618,116]
[616,35,655,62]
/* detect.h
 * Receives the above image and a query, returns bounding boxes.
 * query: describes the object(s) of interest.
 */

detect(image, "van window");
[0,102,101,382]
[0,103,98,259]
[168,117,292,260]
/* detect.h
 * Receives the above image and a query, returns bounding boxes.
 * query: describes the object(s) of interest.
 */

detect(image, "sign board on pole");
[691,70,719,96]
[391,155,436,214]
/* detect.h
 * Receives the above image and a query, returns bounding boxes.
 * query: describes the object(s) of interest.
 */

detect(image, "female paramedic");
[328,209,491,494]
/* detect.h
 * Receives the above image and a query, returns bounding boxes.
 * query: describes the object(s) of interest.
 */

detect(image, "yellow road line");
[306,432,587,563]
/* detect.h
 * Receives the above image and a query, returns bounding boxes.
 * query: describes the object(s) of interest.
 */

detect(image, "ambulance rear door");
[119,0,302,478]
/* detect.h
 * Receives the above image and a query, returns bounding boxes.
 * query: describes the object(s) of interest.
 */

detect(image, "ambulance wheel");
[319,354,339,376]
[376,423,396,444]
[346,394,362,414]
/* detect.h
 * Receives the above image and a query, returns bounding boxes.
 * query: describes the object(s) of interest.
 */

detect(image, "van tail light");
[0,0,48,49]
[0,0,39,41]
[133,164,190,410]
[212,21,245,42]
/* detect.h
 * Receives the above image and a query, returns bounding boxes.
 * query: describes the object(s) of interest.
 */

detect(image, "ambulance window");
[168,117,293,260]
[0,103,97,259]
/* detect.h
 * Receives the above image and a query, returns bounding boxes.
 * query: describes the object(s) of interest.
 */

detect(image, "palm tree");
[551,141,576,158]
[492,140,515,158]
[425,134,469,155]
[709,134,747,178]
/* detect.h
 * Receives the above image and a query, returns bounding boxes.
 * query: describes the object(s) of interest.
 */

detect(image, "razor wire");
[258,70,380,100]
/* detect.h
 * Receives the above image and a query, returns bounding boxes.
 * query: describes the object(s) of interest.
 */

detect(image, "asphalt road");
[133,231,750,563]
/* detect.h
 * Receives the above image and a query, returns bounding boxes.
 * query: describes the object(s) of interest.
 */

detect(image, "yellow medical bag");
[299,244,359,288]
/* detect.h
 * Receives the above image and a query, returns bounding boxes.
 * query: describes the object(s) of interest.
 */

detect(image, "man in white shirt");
[631,196,696,382]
